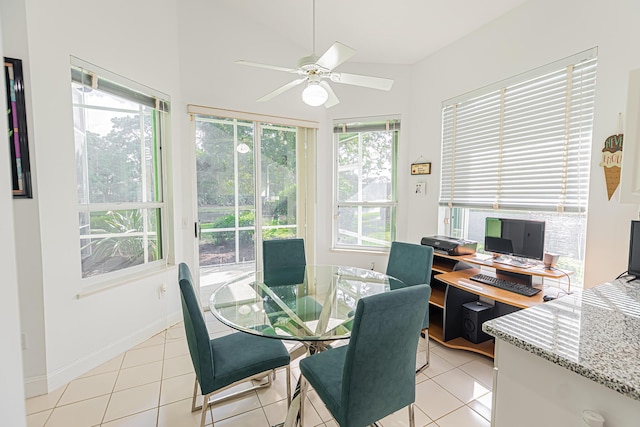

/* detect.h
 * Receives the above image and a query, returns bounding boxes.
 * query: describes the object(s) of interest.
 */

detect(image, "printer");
[420,235,477,256]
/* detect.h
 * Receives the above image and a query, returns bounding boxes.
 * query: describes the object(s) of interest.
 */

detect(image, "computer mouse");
[543,295,556,302]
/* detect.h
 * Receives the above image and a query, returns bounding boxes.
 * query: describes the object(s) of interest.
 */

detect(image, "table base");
[273,342,330,427]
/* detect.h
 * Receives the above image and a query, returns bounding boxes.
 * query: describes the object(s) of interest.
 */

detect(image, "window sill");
[330,247,390,256]
[76,261,174,299]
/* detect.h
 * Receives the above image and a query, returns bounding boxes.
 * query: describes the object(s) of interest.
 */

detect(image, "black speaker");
[462,301,494,344]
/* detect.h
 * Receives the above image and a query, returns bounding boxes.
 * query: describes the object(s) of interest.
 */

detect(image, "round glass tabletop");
[209,265,395,341]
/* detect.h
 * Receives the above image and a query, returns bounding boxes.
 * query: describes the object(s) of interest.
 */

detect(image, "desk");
[210,265,394,427]
[428,252,571,358]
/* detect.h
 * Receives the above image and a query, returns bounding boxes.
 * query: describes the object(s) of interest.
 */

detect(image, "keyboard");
[469,273,541,297]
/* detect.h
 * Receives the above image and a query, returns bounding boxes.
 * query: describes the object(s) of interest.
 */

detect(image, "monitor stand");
[497,269,534,286]
[489,255,536,286]
[491,255,533,269]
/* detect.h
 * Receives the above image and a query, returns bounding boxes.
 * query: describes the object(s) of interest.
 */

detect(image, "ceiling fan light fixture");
[302,82,329,106]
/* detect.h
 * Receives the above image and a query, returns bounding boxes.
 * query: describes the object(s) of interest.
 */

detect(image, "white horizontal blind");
[71,57,170,112]
[440,50,597,212]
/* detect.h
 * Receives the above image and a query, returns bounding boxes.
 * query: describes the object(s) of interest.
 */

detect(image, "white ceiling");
[222,0,530,65]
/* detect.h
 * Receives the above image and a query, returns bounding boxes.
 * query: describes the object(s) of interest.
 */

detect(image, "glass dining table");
[209,264,399,427]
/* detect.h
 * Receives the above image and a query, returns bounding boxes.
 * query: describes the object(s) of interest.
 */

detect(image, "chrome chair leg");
[416,328,430,374]
[286,365,292,406]
[200,391,213,427]
[300,375,307,426]
[426,328,430,366]
[194,370,281,426]
[191,378,199,412]
[408,403,415,427]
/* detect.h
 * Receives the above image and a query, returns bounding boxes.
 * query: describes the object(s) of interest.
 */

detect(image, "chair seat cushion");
[266,286,323,322]
[299,345,348,419]
[211,331,290,391]
[294,296,323,321]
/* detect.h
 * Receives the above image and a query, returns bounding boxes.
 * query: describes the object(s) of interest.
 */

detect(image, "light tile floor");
[25,312,494,427]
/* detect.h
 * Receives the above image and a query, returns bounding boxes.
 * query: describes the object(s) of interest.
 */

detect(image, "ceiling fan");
[236,0,394,108]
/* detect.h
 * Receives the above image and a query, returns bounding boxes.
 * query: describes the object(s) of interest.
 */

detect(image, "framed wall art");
[5,57,32,198]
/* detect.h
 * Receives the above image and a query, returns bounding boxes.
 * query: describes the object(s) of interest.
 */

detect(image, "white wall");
[408,0,640,287]
[0,15,28,427]
[8,0,185,392]
[0,0,47,396]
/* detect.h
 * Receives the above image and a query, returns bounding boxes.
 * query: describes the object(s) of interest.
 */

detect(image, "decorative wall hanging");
[411,156,431,175]
[600,123,623,201]
[4,57,32,198]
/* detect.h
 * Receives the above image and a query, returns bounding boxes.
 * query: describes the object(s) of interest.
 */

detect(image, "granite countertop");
[483,279,640,401]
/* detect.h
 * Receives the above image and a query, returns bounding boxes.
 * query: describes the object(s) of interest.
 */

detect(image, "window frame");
[332,116,399,252]
[71,57,170,284]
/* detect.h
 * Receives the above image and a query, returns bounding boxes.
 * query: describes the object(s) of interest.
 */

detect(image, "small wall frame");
[411,162,431,175]
[5,57,32,198]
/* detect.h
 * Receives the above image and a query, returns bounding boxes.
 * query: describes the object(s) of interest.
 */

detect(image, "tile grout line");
[37,382,68,426]
[98,340,154,426]
[154,331,168,427]
[99,340,139,426]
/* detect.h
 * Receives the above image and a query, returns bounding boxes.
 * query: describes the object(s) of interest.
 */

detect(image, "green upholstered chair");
[263,238,307,286]
[299,285,430,427]
[386,241,433,372]
[178,263,291,427]
[262,238,322,322]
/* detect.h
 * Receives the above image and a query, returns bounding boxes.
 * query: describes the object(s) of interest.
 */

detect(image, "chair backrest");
[386,241,434,286]
[178,263,216,395]
[340,285,430,426]
[262,238,306,286]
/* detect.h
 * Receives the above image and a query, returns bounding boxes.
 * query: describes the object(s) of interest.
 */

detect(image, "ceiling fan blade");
[320,81,340,108]
[331,72,394,91]
[315,42,356,71]
[257,78,306,102]
[236,60,297,73]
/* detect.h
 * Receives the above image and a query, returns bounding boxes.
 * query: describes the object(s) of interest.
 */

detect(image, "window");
[334,117,399,250]
[72,58,169,279]
[439,49,597,285]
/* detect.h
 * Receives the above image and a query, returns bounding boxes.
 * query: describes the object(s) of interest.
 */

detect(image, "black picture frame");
[4,57,32,198]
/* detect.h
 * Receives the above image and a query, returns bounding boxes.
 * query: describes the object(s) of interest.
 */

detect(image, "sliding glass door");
[193,115,301,296]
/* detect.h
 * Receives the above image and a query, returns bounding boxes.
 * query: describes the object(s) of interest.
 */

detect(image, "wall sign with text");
[411,162,431,175]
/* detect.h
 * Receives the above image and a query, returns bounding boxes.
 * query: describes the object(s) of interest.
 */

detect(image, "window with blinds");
[333,116,399,250]
[440,48,597,212]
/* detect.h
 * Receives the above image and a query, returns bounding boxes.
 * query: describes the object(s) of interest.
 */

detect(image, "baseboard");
[40,309,182,395]
[24,374,48,398]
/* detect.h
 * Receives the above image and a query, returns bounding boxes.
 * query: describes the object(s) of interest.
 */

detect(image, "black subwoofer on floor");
[462,301,494,344]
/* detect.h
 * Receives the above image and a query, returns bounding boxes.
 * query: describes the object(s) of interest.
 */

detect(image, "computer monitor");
[484,217,546,261]
[628,221,640,278]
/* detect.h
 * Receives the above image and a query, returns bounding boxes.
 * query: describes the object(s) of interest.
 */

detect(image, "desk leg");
[273,342,328,427]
